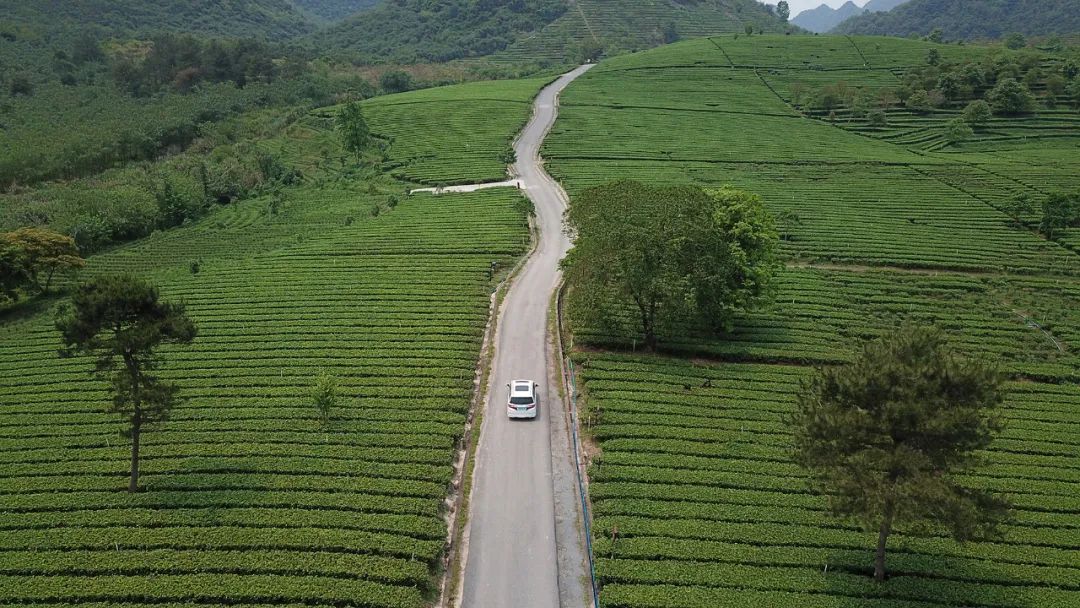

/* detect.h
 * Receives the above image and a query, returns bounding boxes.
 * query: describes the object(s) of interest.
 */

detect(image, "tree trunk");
[128,413,141,493]
[874,509,894,582]
[646,301,659,351]
[122,349,142,494]
[633,296,657,352]
[644,326,657,352]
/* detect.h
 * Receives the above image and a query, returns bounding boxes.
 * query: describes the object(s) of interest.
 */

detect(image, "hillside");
[0,0,319,40]
[316,0,791,64]
[835,0,1080,39]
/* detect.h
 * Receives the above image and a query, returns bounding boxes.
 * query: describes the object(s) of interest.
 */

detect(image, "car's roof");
[511,379,534,392]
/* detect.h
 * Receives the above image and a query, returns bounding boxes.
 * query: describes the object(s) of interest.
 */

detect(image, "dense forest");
[292,0,381,21]
[315,0,790,64]
[0,19,369,254]
[315,0,571,63]
[0,0,319,40]
[836,0,1080,39]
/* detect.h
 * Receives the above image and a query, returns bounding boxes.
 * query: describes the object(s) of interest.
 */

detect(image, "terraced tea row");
[550,35,1080,608]
[0,186,530,606]
[546,35,1080,274]
[575,354,1080,608]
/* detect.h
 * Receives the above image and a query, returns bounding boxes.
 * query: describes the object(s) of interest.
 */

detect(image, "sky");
[772,0,869,18]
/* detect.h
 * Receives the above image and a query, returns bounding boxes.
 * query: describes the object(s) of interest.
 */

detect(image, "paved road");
[461,64,594,608]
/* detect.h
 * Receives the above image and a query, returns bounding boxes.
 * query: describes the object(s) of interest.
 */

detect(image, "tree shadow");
[0,291,66,325]
[821,544,1034,607]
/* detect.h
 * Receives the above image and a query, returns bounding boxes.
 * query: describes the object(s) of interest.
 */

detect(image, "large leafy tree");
[986,78,1036,115]
[1,227,86,295]
[56,275,197,493]
[336,101,371,163]
[1040,190,1080,240]
[792,325,1011,582]
[563,180,779,351]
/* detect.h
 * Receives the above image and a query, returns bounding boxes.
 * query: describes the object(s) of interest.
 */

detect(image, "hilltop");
[835,0,1080,39]
[316,0,791,64]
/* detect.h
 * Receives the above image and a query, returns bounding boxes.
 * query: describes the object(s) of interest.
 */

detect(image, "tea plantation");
[0,81,537,605]
[547,36,1080,607]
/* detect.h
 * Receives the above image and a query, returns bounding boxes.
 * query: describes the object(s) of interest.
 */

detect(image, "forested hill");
[314,0,570,63]
[0,0,319,40]
[291,0,381,22]
[834,0,1080,39]
[316,0,791,64]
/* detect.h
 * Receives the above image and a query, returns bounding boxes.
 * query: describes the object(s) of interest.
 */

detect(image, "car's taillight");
[526,403,536,409]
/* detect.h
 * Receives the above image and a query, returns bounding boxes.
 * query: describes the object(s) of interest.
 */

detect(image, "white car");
[507,379,538,419]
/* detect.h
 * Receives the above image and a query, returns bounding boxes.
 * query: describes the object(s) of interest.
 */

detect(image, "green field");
[551,35,1080,607]
[0,79,537,605]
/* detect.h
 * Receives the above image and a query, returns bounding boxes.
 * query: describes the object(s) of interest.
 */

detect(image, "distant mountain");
[834,0,1080,39]
[792,2,865,34]
[291,0,381,22]
[791,0,910,34]
[318,0,792,64]
[0,0,320,40]
[862,0,909,12]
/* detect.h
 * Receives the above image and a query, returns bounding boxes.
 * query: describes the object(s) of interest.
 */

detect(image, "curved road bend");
[461,63,594,608]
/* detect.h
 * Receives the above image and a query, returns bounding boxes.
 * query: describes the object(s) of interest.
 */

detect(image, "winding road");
[460,64,594,608]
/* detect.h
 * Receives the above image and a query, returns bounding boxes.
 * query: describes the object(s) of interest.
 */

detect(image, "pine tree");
[792,325,1010,582]
[57,275,197,492]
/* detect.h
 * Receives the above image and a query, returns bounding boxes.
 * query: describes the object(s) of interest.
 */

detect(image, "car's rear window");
[510,396,534,405]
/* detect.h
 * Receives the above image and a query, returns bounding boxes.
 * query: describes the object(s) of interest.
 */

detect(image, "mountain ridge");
[792,0,909,34]
[835,0,1080,39]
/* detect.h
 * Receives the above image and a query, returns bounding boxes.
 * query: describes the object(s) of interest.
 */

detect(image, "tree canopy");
[792,324,1011,582]
[0,227,85,299]
[1040,191,1080,240]
[56,275,197,492]
[563,180,779,351]
[986,78,1037,115]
